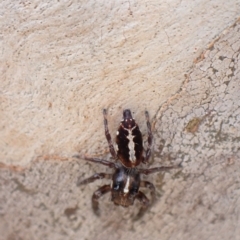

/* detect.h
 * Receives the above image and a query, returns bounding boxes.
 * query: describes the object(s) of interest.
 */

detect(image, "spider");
[74,109,179,219]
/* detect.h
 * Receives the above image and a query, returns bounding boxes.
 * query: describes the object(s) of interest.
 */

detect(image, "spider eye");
[113,182,120,190]
[130,187,138,194]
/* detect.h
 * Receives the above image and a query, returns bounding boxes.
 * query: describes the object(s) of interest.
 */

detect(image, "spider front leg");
[138,164,181,175]
[92,184,111,216]
[77,172,112,186]
[143,110,153,164]
[140,181,156,204]
[134,191,150,220]
[103,109,117,160]
[73,155,117,169]
[134,182,155,220]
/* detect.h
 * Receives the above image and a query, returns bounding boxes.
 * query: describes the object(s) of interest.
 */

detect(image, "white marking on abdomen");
[123,176,130,194]
[124,126,136,163]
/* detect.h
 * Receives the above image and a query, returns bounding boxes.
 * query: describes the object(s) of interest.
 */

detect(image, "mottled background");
[0,1,240,240]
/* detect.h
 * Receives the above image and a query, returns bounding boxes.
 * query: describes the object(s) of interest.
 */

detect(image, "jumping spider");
[74,109,179,219]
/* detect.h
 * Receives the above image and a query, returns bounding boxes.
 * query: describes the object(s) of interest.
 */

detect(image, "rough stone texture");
[1,0,240,166]
[0,1,240,240]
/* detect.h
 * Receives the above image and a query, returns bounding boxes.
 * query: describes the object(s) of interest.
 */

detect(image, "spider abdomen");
[116,121,143,168]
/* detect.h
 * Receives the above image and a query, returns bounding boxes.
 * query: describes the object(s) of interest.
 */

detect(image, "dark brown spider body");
[116,109,144,168]
[74,109,179,219]
[111,166,140,207]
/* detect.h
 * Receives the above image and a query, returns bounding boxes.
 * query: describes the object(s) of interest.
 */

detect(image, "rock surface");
[0,1,240,240]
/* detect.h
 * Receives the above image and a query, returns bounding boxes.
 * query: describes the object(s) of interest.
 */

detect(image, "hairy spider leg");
[134,191,150,220]
[140,181,156,204]
[92,184,111,216]
[133,181,156,220]
[138,165,180,175]
[143,110,153,163]
[73,155,117,169]
[77,172,112,186]
[103,109,117,159]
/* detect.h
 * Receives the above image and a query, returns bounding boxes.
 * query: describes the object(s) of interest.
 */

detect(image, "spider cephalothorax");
[74,109,178,219]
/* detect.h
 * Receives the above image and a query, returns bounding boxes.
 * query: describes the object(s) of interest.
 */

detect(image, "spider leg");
[103,109,117,160]
[77,172,112,186]
[143,110,153,163]
[140,181,156,204]
[92,184,111,216]
[138,164,180,175]
[73,155,117,169]
[134,191,150,220]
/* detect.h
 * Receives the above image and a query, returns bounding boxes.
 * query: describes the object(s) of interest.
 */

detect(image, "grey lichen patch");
[156,19,240,158]
[151,18,240,240]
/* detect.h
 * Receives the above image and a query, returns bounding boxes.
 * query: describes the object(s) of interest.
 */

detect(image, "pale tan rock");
[0,1,240,240]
